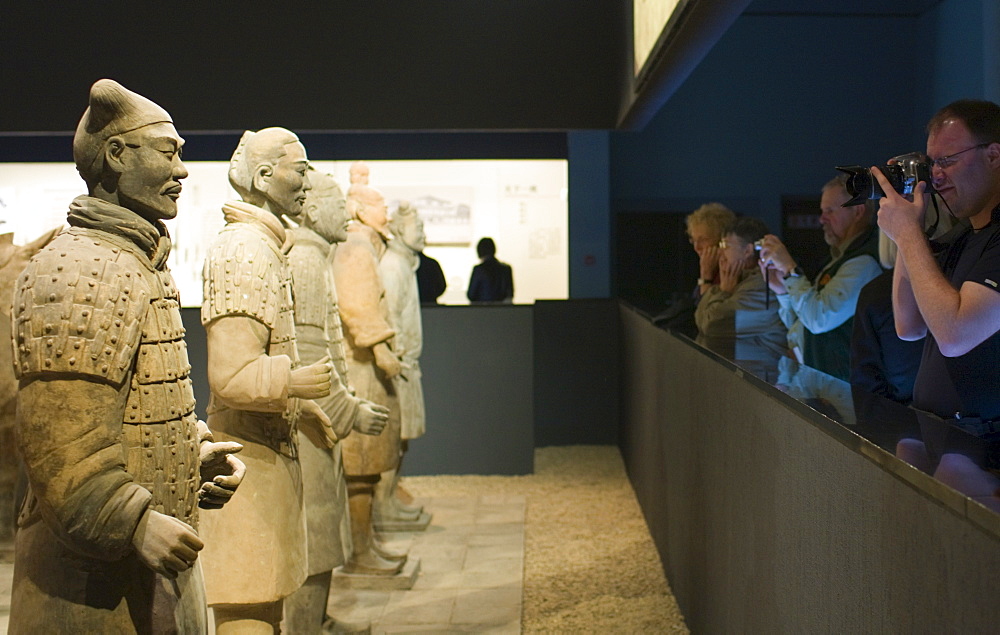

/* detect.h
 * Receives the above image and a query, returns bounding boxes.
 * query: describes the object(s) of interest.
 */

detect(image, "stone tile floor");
[333,495,525,634]
[0,495,525,634]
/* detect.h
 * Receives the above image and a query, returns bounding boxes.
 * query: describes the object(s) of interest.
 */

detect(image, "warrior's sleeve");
[380,254,406,320]
[296,326,360,439]
[201,228,292,411]
[13,244,151,560]
[332,237,394,348]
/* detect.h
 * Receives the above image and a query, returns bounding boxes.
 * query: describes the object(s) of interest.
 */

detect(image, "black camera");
[835,152,933,207]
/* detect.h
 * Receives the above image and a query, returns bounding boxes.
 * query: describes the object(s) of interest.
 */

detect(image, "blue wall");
[598,1,1000,239]
[917,0,999,120]
[609,12,920,236]
[568,131,612,298]
[562,2,1000,300]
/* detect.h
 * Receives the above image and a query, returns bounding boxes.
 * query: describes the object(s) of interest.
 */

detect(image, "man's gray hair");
[686,203,736,238]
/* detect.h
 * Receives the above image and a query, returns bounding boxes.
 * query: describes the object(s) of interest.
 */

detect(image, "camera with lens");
[835,152,933,207]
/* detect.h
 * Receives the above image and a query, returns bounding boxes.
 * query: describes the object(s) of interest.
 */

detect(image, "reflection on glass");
[679,325,1000,516]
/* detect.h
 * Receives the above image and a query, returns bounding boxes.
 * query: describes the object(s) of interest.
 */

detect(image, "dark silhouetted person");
[417,251,446,304]
[467,237,513,303]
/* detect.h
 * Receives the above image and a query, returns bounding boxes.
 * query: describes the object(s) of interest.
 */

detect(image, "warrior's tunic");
[331,222,401,476]
[198,200,307,605]
[287,225,359,573]
[380,238,427,440]
[10,196,206,633]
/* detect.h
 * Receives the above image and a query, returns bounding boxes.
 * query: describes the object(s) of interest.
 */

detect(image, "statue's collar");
[290,225,331,256]
[67,195,170,269]
[348,221,388,254]
[222,200,289,250]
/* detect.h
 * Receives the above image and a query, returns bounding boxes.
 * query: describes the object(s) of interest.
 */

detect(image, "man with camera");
[876,99,1000,426]
[758,175,883,380]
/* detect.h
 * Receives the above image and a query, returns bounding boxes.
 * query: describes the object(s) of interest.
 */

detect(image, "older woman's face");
[687,222,718,258]
[720,233,753,268]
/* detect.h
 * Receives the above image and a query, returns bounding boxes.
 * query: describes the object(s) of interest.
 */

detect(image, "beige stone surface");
[332,557,422,591]
[405,446,688,633]
[325,446,687,634]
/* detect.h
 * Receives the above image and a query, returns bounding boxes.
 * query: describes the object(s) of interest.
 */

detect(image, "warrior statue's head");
[228,127,310,219]
[73,79,187,223]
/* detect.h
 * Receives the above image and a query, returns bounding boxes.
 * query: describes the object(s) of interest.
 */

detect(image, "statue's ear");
[308,204,322,226]
[105,135,126,174]
[252,163,273,194]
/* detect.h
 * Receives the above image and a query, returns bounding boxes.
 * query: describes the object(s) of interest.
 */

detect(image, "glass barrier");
[664,322,1000,518]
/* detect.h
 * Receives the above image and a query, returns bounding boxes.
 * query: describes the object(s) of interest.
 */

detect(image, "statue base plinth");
[374,510,432,533]
[331,557,421,590]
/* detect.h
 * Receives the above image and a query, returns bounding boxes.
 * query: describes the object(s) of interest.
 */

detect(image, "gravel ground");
[403,445,689,633]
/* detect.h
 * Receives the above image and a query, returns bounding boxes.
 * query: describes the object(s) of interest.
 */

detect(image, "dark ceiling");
[1,0,946,135]
[1,2,627,133]
[744,0,942,16]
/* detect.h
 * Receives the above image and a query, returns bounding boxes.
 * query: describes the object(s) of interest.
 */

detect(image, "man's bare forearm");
[895,229,959,342]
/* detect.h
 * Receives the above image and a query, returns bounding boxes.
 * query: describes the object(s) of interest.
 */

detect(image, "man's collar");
[831,223,872,259]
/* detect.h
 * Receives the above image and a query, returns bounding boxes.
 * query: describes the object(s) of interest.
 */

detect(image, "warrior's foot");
[373,538,408,563]
[342,550,405,576]
[391,495,423,517]
[322,615,371,634]
[374,499,420,522]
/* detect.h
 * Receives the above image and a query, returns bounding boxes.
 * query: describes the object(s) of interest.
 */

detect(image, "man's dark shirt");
[417,252,446,304]
[912,208,1000,420]
[467,256,513,303]
[850,269,924,404]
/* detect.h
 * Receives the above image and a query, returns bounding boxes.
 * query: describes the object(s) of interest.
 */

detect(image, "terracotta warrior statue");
[283,168,390,632]
[8,79,245,633]
[377,202,431,525]
[199,127,334,633]
[332,183,407,574]
[349,160,370,187]
[0,228,61,541]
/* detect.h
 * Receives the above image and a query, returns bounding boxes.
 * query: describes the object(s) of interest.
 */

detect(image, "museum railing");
[622,301,1000,539]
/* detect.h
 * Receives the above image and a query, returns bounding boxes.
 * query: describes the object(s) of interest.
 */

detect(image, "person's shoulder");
[838,251,882,274]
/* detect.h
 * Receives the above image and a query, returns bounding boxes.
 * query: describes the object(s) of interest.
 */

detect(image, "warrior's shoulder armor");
[288,239,330,329]
[201,224,286,330]
[13,229,153,384]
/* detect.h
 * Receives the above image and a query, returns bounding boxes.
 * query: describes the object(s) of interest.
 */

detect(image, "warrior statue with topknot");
[9,79,245,633]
